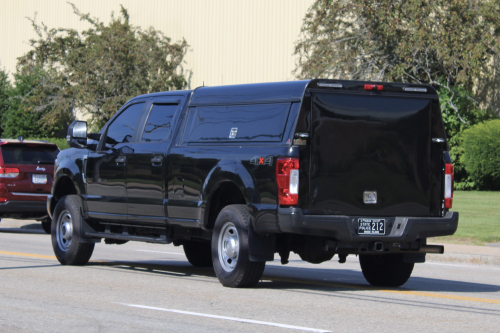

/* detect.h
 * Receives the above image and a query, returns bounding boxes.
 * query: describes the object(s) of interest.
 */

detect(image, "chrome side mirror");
[67,120,88,148]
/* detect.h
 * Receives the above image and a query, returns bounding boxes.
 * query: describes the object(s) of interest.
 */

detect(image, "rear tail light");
[0,167,20,178]
[444,163,454,209]
[276,157,299,205]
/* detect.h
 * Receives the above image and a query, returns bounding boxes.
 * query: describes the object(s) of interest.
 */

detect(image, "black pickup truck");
[48,79,458,288]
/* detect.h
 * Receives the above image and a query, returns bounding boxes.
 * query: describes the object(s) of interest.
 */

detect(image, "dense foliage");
[18,3,188,129]
[0,68,10,137]
[294,0,500,121]
[461,120,500,190]
[437,83,492,189]
[1,67,60,138]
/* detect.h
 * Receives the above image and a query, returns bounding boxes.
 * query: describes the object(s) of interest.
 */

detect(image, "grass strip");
[433,191,500,245]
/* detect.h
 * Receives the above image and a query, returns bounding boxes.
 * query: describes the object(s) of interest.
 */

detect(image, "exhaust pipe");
[419,245,444,254]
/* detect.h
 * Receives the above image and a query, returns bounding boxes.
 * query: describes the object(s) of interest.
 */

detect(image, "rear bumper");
[0,200,49,218]
[278,208,458,242]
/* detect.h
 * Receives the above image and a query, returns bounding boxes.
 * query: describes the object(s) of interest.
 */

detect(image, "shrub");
[462,119,500,190]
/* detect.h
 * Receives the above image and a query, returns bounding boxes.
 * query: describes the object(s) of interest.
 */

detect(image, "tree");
[293,0,500,122]
[18,3,189,129]
[1,67,59,138]
[0,67,10,137]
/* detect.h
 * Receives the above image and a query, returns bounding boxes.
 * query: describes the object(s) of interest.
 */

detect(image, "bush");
[462,119,500,190]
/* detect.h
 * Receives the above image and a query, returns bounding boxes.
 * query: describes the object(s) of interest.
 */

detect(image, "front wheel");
[359,254,414,287]
[51,195,95,265]
[211,205,265,288]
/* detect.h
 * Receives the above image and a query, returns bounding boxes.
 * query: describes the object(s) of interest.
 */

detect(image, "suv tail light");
[0,167,20,178]
[444,163,454,209]
[276,157,299,205]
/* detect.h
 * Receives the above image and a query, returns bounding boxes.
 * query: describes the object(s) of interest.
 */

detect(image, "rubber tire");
[211,205,265,288]
[51,195,95,265]
[41,219,51,234]
[359,254,414,287]
[183,241,213,267]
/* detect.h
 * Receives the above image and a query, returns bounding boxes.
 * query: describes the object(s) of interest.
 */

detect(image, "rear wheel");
[41,219,51,234]
[359,254,414,287]
[183,241,213,267]
[51,195,95,265]
[211,205,265,288]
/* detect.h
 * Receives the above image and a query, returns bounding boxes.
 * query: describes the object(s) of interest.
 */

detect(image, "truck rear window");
[0,145,59,165]
[183,103,291,143]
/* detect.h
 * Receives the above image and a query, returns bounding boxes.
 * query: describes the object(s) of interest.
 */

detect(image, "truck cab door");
[125,98,183,225]
[85,101,146,221]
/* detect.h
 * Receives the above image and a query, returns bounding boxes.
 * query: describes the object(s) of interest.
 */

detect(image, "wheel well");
[52,176,78,212]
[205,182,246,230]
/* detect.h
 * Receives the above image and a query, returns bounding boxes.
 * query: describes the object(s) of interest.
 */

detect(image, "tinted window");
[105,102,145,147]
[141,104,178,143]
[185,103,291,142]
[1,145,59,165]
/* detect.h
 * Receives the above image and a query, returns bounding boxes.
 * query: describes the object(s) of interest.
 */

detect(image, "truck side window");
[141,104,178,143]
[184,103,291,143]
[105,102,145,148]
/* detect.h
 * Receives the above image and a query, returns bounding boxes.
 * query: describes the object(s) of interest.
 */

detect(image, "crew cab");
[47,80,458,288]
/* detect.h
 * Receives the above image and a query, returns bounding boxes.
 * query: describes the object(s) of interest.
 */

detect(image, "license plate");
[358,218,386,235]
[32,174,48,184]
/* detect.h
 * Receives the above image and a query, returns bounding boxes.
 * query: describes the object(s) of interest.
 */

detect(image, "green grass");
[433,191,500,245]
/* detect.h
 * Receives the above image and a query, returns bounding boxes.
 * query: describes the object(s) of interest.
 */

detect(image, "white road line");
[119,303,332,333]
[136,250,184,255]
[425,262,500,270]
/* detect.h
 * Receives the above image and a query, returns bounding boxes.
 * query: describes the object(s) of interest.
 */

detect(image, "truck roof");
[128,79,437,107]
[190,80,311,106]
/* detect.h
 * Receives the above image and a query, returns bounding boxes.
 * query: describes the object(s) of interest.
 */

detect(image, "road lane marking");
[3,251,500,305]
[425,262,500,271]
[381,290,500,304]
[0,251,56,259]
[266,276,500,305]
[118,303,332,332]
[136,250,184,255]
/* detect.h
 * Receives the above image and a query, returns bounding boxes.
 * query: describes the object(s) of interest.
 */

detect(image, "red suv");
[0,138,59,233]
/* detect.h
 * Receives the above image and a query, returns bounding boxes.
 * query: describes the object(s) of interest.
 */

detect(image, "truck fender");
[202,161,274,261]
[201,159,260,210]
[54,167,83,196]
[50,157,85,216]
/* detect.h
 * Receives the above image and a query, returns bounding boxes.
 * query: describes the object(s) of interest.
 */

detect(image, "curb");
[427,253,500,266]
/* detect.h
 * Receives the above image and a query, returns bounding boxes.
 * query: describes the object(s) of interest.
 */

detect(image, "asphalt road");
[1,228,499,332]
